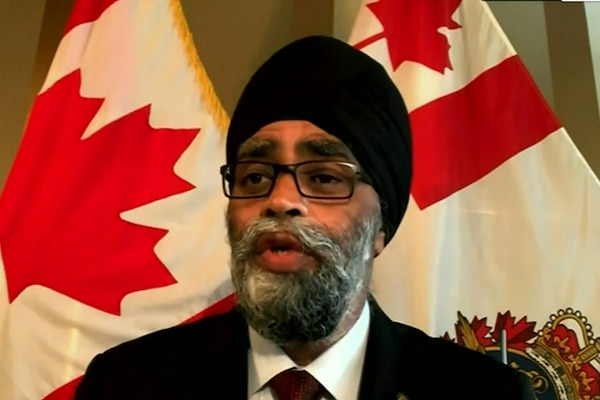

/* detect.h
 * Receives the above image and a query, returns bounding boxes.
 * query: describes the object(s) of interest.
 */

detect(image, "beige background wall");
[0,0,46,190]
[587,2,600,110]
[1,0,599,189]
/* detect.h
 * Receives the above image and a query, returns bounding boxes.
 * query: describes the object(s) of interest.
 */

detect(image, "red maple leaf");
[458,315,494,347]
[354,0,462,72]
[448,313,494,349]
[0,69,198,315]
[490,311,537,351]
[469,316,494,345]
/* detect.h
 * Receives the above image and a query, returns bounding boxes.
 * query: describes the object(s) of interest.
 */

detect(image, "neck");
[280,294,367,366]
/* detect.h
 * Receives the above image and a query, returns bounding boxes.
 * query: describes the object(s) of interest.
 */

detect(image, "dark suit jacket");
[74,302,536,399]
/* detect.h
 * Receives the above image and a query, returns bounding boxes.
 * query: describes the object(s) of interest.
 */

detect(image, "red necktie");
[269,369,324,400]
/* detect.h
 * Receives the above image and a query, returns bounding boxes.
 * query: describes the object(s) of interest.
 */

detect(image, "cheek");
[226,201,260,235]
[306,206,355,235]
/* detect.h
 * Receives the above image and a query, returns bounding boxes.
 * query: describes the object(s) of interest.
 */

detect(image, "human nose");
[262,172,308,218]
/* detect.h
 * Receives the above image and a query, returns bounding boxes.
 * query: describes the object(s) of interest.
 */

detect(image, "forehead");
[235,120,355,161]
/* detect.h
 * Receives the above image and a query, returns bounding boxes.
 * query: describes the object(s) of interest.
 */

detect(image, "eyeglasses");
[220,160,366,200]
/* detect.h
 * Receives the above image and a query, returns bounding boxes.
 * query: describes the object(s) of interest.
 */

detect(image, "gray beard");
[227,212,380,345]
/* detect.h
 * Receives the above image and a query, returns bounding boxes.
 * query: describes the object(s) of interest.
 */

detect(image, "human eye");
[234,164,273,194]
[243,171,268,185]
[310,171,342,185]
[299,162,352,195]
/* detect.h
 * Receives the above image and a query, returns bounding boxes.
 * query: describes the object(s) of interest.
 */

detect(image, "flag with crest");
[350,1,600,398]
[0,0,234,398]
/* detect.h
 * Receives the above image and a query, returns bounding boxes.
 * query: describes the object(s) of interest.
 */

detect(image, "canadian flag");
[0,0,234,398]
[351,0,600,398]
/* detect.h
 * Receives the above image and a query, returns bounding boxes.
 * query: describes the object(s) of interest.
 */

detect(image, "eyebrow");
[235,136,355,162]
[237,138,277,160]
[296,138,354,161]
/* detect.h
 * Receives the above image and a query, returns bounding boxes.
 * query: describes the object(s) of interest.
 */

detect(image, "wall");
[545,2,600,174]
[587,3,600,119]
[0,0,46,190]
[181,0,294,116]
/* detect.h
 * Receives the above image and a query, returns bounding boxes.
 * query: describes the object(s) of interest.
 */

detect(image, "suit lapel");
[179,310,250,400]
[212,310,249,399]
[358,300,412,400]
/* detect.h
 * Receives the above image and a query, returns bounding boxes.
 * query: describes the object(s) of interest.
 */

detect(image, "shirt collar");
[247,301,371,399]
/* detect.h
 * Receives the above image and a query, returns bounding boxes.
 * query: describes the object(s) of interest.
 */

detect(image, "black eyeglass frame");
[219,160,370,200]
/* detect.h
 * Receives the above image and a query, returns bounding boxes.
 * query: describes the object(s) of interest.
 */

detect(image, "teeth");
[272,248,288,253]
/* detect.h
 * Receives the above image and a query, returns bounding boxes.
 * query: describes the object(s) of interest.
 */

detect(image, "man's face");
[226,120,385,344]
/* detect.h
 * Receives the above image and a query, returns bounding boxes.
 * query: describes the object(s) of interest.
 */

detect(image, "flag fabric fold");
[350,1,600,398]
[0,1,233,398]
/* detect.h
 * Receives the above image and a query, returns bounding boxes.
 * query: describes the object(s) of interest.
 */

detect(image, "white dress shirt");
[247,301,370,400]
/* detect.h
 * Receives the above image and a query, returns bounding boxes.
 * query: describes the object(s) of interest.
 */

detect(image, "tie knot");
[269,369,324,400]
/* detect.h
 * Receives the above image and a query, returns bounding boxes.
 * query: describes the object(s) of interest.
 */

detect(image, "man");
[75,36,535,399]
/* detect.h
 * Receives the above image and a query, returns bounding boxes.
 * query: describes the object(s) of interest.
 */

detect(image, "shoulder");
[74,311,248,399]
[370,304,514,377]
[101,310,245,359]
[375,313,534,399]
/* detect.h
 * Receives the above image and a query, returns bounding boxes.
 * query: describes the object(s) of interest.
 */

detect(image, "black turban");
[226,35,412,245]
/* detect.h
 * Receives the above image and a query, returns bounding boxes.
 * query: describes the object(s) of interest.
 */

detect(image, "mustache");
[228,217,346,265]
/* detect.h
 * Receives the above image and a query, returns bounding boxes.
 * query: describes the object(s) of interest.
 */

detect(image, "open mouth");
[253,232,315,272]
[255,232,303,255]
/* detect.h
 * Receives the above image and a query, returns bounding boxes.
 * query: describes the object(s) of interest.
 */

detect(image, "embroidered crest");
[444,309,600,399]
